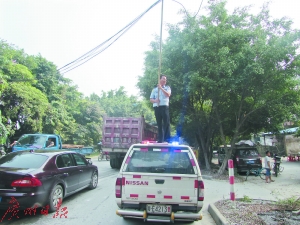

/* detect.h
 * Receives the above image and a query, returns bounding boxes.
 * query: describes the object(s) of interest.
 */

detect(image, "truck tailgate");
[122,173,199,204]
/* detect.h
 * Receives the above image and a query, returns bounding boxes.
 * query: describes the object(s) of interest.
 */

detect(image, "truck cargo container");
[102,116,158,169]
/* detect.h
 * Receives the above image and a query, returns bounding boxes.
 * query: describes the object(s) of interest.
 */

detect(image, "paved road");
[243,158,300,200]
[1,158,298,225]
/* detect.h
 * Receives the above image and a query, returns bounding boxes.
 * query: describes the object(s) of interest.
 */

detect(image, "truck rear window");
[123,147,196,174]
[237,149,259,156]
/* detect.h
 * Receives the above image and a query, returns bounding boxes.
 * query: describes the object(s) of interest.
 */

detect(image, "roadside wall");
[284,134,300,155]
[256,134,300,156]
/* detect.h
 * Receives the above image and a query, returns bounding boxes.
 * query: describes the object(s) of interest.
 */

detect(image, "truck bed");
[102,116,158,169]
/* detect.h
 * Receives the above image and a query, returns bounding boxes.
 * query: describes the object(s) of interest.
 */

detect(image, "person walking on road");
[265,151,275,183]
[150,74,171,143]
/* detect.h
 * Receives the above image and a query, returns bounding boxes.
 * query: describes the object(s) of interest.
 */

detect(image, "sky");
[1,0,300,97]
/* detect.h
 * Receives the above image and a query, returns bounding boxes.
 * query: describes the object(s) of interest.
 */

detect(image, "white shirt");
[264,155,271,168]
[149,85,171,107]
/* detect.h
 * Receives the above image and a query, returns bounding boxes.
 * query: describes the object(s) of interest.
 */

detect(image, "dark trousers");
[154,106,170,143]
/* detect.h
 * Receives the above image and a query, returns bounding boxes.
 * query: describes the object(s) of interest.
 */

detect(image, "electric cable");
[58,0,161,74]
[171,0,203,18]
[58,15,139,72]
[60,21,136,74]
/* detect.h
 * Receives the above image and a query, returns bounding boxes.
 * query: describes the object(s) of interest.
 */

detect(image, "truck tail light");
[195,180,204,201]
[115,178,123,198]
[11,177,42,187]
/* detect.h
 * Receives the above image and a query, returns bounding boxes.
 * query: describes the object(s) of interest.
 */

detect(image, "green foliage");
[93,87,156,124]
[276,196,300,211]
[0,110,8,143]
[2,0,300,155]
[1,82,48,136]
[0,39,153,146]
[138,0,300,170]
[240,195,252,203]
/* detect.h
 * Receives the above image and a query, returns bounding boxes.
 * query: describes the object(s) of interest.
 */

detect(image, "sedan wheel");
[88,171,98,189]
[49,185,63,212]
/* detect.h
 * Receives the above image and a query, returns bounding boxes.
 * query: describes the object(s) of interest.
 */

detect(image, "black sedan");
[0,150,98,212]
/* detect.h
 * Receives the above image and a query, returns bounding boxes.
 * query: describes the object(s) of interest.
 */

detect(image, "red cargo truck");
[102,116,158,169]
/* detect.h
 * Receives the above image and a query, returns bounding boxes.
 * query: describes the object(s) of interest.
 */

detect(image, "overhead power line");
[58,0,161,74]
[171,0,203,18]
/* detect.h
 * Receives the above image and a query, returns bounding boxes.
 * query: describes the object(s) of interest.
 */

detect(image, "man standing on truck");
[150,74,171,143]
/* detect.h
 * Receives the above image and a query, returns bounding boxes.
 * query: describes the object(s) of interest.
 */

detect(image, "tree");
[70,98,104,145]
[0,40,96,145]
[0,40,156,146]
[0,41,49,137]
[1,83,48,137]
[138,0,300,171]
[93,87,156,124]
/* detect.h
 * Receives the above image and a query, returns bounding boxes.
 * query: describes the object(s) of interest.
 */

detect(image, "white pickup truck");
[115,142,204,222]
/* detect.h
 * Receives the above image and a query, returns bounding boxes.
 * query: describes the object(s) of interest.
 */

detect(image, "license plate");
[247,160,255,164]
[146,204,171,214]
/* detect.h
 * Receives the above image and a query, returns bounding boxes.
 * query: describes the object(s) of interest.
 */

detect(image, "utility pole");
[157,0,164,106]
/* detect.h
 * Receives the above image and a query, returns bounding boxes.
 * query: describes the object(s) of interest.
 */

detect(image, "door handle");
[155,179,165,184]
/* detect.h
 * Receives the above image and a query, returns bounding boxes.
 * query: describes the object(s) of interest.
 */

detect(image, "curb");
[208,203,229,225]
[208,199,277,225]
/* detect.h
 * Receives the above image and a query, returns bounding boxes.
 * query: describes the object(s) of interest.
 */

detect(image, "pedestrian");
[265,151,275,183]
[150,74,171,143]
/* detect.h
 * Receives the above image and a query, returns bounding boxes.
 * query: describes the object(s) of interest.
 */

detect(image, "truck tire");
[110,159,114,168]
[110,158,116,168]
[116,158,122,169]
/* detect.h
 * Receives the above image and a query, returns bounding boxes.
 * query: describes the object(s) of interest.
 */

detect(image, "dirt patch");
[201,167,245,183]
[214,199,300,225]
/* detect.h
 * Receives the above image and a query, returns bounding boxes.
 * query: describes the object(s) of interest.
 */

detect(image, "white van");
[115,142,204,222]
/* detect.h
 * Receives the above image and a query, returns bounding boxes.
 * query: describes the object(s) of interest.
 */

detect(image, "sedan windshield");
[0,153,48,168]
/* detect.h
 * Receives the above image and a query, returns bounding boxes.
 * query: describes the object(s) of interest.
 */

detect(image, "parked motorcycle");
[272,154,284,177]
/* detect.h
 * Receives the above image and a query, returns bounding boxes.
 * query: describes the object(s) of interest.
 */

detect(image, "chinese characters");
[52,198,68,218]
[0,197,68,222]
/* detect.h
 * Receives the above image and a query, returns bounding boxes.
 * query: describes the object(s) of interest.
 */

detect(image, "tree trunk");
[196,131,211,170]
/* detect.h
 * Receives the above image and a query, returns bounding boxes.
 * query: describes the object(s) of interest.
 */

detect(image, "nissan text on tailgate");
[115,142,204,222]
